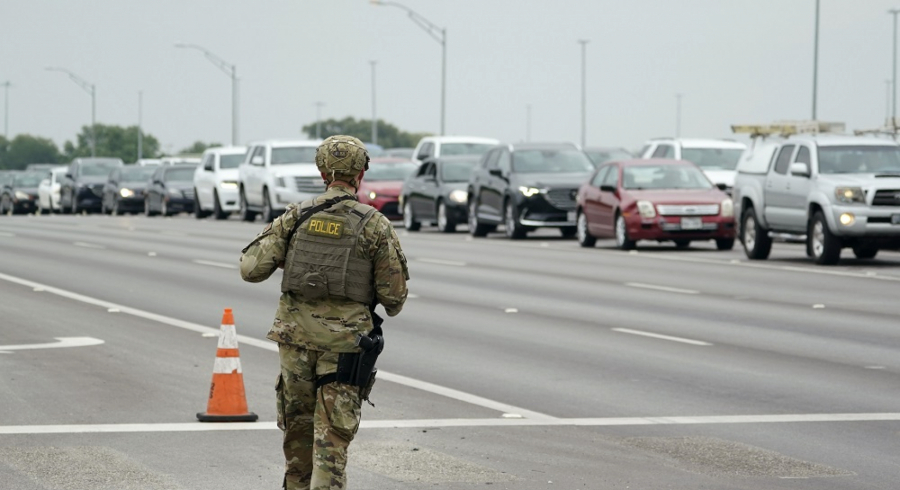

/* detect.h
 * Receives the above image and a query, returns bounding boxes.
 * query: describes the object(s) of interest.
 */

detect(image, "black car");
[102,165,157,215]
[144,164,198,216]
[583,147,634,168]
[60,158,125,214]
[401,156,479,232]
[1,171,43,215]
[467,143,594,239]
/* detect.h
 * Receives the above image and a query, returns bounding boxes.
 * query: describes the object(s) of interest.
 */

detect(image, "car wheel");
[144,198,155,217]
[468,198,490,237]
[560,226,577,238]
[71,196,79,215]
[741,207,771,260]
[101,199,109,215]
[853,242,879,259]
[437,201,455,233]
[715,238,735,251]
[403,202,421,231]
[809,210,842,265]
[239,189,256,222]
[674,239,690,249]
[576,211,596,247]
[213,190,228,220]
[504,199,527,239]
[615,213,636,250]
[161,198,170,217]
[262,188,276,223]
[194,191,205,219]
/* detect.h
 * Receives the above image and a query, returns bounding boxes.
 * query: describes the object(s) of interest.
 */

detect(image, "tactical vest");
[281,199,378,304]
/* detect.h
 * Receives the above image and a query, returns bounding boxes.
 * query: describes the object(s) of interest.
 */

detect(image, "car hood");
[443,182,468,192]
[514,172,591,188]
[360,181,403,196]
[167,182,194,191]
[77,176,108,186]
[625,188,729,204]
[702,169,736,186]
[270,164,320,178]
[120,181,148,189]
[816,173,900,188]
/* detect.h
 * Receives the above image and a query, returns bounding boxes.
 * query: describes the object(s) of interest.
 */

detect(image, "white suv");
[238,139,323,222]
[193,146,247,220]
[412,136,499,164]
[639,138,746,193]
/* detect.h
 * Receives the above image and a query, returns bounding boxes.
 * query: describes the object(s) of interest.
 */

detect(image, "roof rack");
[853,119,899,138]
[731,120,846,138]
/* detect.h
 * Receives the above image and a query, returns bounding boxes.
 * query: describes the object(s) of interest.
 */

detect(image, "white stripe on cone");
[218,324,238,349]
[213,357,243,374]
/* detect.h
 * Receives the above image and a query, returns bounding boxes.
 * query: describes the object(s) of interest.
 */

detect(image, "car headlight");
[834,187,865,204]
[449,189,468,203]
[220,181,238,189]
[120,188,134,198]
[720,198,734,217]
[15,191,29,200]
[519,186,542,197]
[168,188,182,197]
[368,190,377,200]
[636,200,657,218]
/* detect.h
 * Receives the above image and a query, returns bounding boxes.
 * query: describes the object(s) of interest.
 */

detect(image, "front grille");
[90,185,104,197]
[872,189,900,206]
[294,177,326,194]
[544,188,577,211]
[656,204,719,216]
[182,189,195,199]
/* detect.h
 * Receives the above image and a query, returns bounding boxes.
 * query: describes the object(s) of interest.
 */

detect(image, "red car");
[575,159,736,250]
[357,158,418,220]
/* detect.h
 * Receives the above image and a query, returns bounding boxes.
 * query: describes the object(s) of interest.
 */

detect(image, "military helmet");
[315,135,369,177]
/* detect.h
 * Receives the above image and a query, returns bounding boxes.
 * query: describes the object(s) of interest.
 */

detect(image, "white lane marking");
[0,337,104,352]
[625,282,699,295]
[0,231,15,237]
[0,272,545,419]
[148,252,157,256]
[192,259,238,270]
[160,231,186,236]
[813,304,826,309]
[417,258,467,266]
[3,412,899,435]
[504,308,518,313]
[72,241,105,249]
[613,328,712,346]
[407,293,420,299]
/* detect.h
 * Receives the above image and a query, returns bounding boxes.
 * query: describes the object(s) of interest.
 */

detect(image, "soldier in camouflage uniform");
[240,135,409,490]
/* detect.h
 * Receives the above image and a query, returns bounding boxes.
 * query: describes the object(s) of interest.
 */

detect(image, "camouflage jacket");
[239,186,409,352]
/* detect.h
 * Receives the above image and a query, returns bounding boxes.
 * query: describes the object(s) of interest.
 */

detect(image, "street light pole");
[46,67,96,157]
[138,91,143,161]
[890,9,900,128]
[526,104,532,142]
[812,0,820,120]
[1,81,10,140]
[370,60,378,145]
[371,0,447,135]
[676,94,683,137]
[578,39,589,148]
[315,102,325,140]
[175,43,239,145]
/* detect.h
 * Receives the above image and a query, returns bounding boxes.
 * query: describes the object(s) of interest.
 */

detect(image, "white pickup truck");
[733,134,900,264]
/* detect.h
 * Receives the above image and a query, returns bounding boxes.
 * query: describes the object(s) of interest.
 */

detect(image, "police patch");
[307,217,344,238]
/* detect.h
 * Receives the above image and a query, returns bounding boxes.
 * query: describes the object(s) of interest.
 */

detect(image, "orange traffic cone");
[197,308,258,422]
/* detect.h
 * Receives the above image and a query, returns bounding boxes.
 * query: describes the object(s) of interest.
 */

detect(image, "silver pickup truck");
[733,135,900,264]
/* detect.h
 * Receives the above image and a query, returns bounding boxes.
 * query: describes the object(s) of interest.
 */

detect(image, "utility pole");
[137,91,143,161]
[675,93,683,137]
[175,43,239,145]
[1,81,10,140]
[578,39,589,148]
[46,67,96,157]
[812,0,820,120]
[315,102,325,140]
[526,104,532,142]
[370,60,378,145]
[887,80,893,125]
[891,9,900,127]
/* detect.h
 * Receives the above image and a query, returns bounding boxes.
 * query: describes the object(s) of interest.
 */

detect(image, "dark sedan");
[102,166,157,215]
[401,156,479,232]
[1,171,43,215]
[60,158,124,214]
[468,143,594,239]
[144,165,198,216]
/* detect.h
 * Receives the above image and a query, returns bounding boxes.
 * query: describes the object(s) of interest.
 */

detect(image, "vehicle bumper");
[117,196,146,212]
[626,214,736,240]
[517,195,577,228]
[12,197,38,213]
[164,197,194,213]
[75,188,103,210]
[216,187,240,211]
[445,201,468,222]
[829,205,900,237]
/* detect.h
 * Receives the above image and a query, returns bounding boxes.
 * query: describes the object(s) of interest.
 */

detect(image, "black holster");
[315,324,384,390]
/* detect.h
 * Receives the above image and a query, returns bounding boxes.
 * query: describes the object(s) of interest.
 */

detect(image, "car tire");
[674,239,691,249]
[576,211,596,248]
[101,199,109,215]
[144,198,157,217]
[614,213,636,250]
[715,238,735,251]
[403,202,421,231]
[213,190,228,220]
[262,188,276,223]
[504,199,527,239]
[60,192,70,214]
[194,191,205,219]
[560,226,577,238]
[239,189,256,222]
[852,242,878,260]
[468,198,491,237]
[436,201,455,233]
[71,196,79,215]
[112,199,121,216]
[741,207,772,260]
[809,210,842,265]
[161,198,170,217]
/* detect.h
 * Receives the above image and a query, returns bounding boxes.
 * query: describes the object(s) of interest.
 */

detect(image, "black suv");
[60,158,124,214]
[144,164,198,216]
[467,143,594,239]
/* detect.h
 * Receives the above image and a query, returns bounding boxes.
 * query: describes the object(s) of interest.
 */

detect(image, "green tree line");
[302,117,430,148]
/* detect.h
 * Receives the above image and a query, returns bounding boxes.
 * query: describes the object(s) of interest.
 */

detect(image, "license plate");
[567,211,576,222]
[681,217,703,230]
[892,214,900,225]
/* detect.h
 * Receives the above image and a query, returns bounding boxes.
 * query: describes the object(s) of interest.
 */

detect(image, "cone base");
[196,412,259,422]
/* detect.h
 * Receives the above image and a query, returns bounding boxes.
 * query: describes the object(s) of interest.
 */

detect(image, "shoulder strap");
[286,194,355,245]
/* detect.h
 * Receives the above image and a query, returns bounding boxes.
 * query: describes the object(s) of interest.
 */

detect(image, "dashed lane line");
[72,241,106,249]
[624,282,699,295]
[3,412,899,435]
[612,328,713,346]
[192,259,238,270]
[0,231,15,237]
[417,258,467,267]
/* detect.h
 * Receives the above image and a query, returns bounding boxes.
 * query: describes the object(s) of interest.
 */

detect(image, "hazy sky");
[1,0,898,155]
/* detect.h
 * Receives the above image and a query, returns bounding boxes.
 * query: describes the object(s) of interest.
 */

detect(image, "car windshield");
[364,162,418,181]
[220,153,246,169]
[681,148,743,170]
[512,149,594,174]
[623,165,713,190]
[440,143,495,156]
[441,159,479,182]
[271,147,317,165]
[164,168,195,182]
[817,146,900,174]
[14,173,43,187]
[79,164,119,177]
[121,167,156,182]
[585,149,632,167]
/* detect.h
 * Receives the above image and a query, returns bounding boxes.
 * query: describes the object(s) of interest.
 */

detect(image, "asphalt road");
[1,213,899,490]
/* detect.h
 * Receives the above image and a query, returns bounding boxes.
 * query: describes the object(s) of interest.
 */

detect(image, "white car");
[238,139,323,222]
[639,138,747,194]
[37,167,68,213]
[160,156,201,166]
[412,136,500,164]
[193,146,247,220]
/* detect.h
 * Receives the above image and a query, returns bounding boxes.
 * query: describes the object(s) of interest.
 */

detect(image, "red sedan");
[575,159,736,250]
[357,158,418,220]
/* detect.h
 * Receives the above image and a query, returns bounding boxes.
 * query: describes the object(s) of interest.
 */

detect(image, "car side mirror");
[251,155,264,166]
[488,169,503,177]
[600,184,616,192]
[716,183,728,191]
[790,162,810,177]
[65,173,73,179]
[204,164,213,171]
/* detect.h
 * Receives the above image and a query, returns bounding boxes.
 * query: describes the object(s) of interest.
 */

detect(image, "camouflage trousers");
[277,343,363,490]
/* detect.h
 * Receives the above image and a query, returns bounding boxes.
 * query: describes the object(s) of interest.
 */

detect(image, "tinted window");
[794,146,811,165]
[591,166,610,187]
[773,145,795,175]
[164,168,196,182]
[271,147,317,165]
[484,150,501,170]
[440,159,479,182]
[440,143,495,157]
[511,149,594,174]
[121,167,156,182]
[681,148,743,170]
[79,164,118,177]
[364,162,418,181]
[14,173,44,187]
[219,153,246,169]
[416,162,433,178]
[602,166,619,187]
[736,145,778,175]
[497,150,512,173]
[417,142,434,160]
[652,145,674,158]
[817,146,900,174]
[622,165,712,190]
